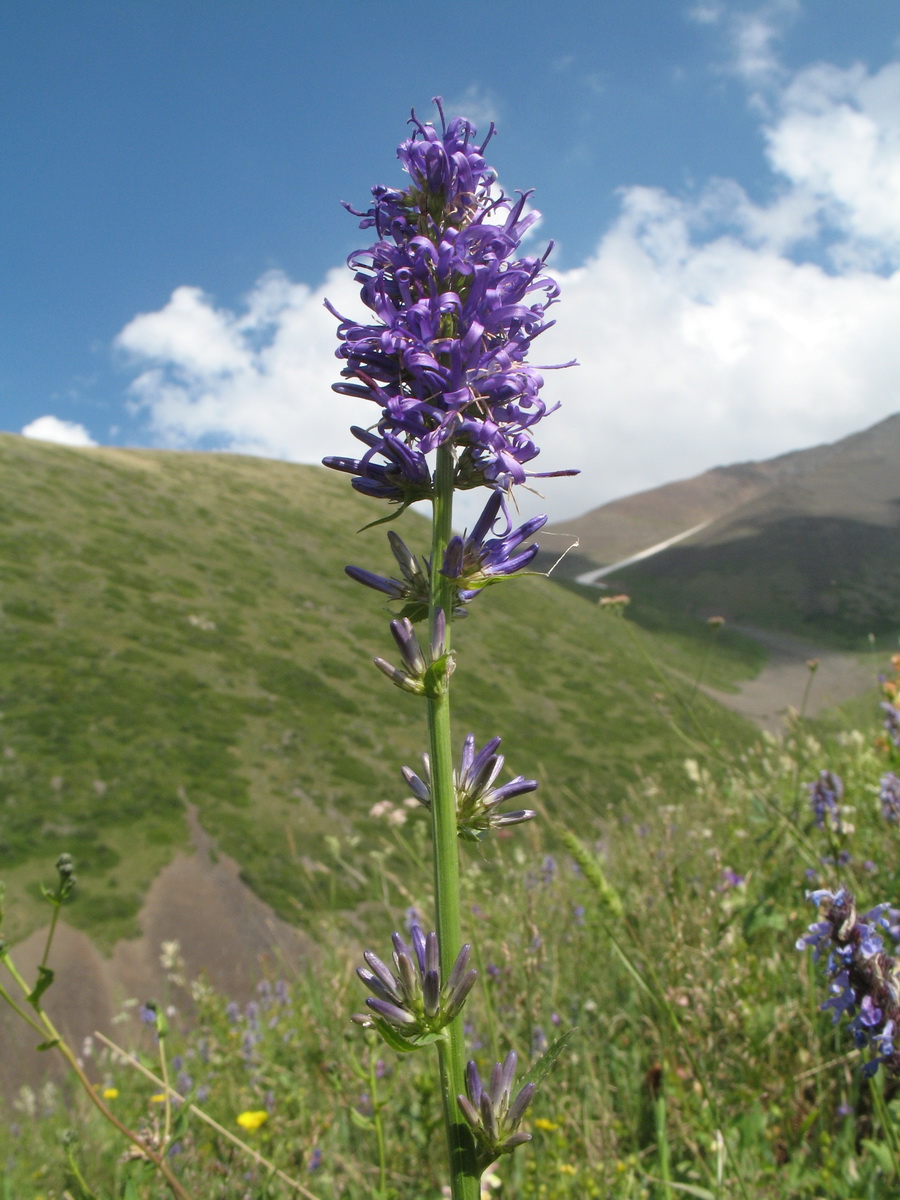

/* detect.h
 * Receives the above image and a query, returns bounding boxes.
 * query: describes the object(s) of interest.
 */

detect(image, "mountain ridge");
[548,411,900,565]
[545,412,900,642]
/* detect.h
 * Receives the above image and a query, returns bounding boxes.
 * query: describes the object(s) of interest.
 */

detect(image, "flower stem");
[367,1044,389,1197]
[428,445,479,1199]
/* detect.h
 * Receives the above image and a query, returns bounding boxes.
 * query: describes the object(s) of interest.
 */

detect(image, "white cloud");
[765,61,900,266]
[697,0,800,89]
[21,415,97,447]
[686,3,724,26]
[443,85,502,133]
[115,268,375,464]
[535,193,900,521]
[115,49,900,528]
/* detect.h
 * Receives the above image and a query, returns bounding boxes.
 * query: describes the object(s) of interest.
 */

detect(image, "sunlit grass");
[4,673,900,1196]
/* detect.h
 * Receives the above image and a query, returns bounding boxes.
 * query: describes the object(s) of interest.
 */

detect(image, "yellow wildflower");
[102,1087,119,1100]
[236,1109,269,1132]
[533,1117,560,1132]
[558,1164,576,1175]
[150,1093,167,1103]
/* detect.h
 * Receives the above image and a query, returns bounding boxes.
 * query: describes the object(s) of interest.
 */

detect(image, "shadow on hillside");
[614,514,900,643]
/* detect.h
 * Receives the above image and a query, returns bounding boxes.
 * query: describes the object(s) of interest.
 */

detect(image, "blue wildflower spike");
[324,101,576,503]
[797,886,900,1077]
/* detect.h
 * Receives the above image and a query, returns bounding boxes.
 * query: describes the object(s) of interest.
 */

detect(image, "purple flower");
[719,867,744,890]
[346,531,469,624]
[352,925,477,1043]
[324,101,576,507]
[881,702,900,747]
[324,426,433,506]
[457,1051,534,1169]
[441,491,547,601]
[807,769,844,832]
[797,887,900,1076]
[880,773,900,821]
[402,732,537,841]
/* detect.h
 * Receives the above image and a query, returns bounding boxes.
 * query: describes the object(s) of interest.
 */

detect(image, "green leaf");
[521,1029,578,1093]
[370,1018,447,1054]
[35,1038,60,1052]
[357,502,415,534]
[862,1138,896,1175]
[349,1108,374,1130]
[27,964,55,1007]
[641,1178,717,1200]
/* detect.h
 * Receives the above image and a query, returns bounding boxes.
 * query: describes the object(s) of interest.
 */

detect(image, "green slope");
[0,434,754,947]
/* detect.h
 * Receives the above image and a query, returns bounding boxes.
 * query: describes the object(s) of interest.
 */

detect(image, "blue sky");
[3,1,900,524]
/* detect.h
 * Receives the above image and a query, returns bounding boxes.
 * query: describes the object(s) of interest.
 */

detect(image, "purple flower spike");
[880,773,900,822]
[881,701,900,747]
[325,101,576,507]
[352,925,476,1045]
[402,733,537,841]
[457,1050,534,1169]
[807,769,845,832]
[798,886,900,1077]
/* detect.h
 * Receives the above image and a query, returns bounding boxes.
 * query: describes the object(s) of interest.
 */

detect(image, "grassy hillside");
[0,435,756,948]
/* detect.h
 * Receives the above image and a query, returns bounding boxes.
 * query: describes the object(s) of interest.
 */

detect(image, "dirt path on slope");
[703,627,879,733]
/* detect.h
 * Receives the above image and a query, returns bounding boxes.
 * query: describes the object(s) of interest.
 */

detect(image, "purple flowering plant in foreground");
[797,886,900,1077]
[324,101,575,1197]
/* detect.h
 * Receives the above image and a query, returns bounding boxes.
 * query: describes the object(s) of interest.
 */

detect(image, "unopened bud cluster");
[353,926,477,1047]
[402,734,537,842]
[458,1051,535,1168]
[373,613,454,698]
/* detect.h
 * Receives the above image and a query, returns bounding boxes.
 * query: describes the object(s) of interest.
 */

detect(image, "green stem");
[65,1144,99,1200]
[427,445,479,1200]
[0,979,47,1037]
[869,1072,900,1179]
[654,1089,672,1199]
[40,897,62,971]
[368,1047,389,1198]
[159,1024,173,1152]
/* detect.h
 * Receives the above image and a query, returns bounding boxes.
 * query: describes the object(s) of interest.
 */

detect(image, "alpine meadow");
[3,99,900,1200]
